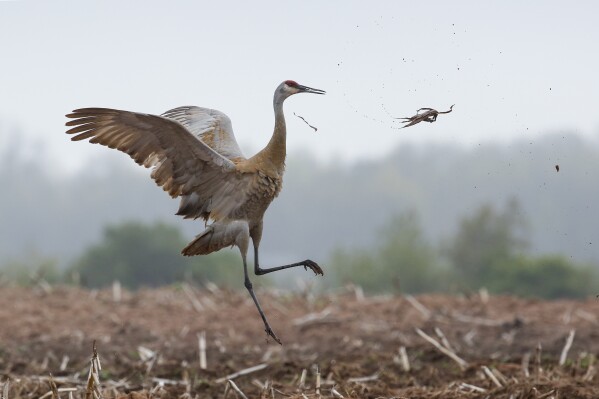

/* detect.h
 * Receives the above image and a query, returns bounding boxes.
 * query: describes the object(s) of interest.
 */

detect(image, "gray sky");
[1,1,599,172]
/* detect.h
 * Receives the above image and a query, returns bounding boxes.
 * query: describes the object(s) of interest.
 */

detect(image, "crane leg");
[242,252,282,345]
[253,247,324,276]
[187,220,282,344]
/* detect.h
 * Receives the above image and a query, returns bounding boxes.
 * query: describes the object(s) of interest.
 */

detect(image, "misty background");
[2,130,598,290]
[1,2,598,295]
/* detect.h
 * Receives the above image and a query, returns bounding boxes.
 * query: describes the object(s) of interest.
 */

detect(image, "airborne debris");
[555,164,560,172]
[293,112,318,132]
[395,105,454,128]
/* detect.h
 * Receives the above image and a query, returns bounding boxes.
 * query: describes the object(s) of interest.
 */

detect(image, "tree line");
[2,199,596,298]
[329,199,598,298]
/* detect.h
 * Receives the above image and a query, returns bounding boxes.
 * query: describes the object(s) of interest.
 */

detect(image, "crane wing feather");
[161,106,244,160]
[65,108,250,221]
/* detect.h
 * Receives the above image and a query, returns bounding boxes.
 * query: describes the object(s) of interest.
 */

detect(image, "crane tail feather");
[182,221,249,257]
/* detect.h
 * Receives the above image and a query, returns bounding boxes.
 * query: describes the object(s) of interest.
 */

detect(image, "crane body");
[66,80,325,344]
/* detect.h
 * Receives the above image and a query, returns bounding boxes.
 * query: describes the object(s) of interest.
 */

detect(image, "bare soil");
[1,285,599,398]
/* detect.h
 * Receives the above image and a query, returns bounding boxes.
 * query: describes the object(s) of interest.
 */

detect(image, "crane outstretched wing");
[161,106,244,161]
[65,108,250,221]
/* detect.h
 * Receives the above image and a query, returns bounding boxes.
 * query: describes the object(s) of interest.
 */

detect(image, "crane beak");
[297,85,326,95]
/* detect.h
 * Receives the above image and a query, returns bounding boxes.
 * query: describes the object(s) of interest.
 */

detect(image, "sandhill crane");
[66,80,326,344]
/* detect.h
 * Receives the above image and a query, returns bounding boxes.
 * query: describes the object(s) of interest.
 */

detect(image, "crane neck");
[261,98,287,171]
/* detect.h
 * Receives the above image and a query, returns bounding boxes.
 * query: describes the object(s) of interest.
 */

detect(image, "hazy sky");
[1,1,599,172]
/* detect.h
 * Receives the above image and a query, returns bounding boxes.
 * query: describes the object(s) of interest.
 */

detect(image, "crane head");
[284,80,326,95]
[276,80,326,101]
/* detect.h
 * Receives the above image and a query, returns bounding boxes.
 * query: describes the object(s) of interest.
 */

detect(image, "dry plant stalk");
[463,329,477,347]
[215,363,268,384]
[250,379,264,390]
[451,312,503,326]
[559,329,576,366]
[145,352,159,376]
[315,365,321,397]
[30,270,53,295]
[459,382,487,393]
[137,346,159,376]
[59,356,70,372]
[112,280,121,302]
[347,372,379,383]
[434,327,454,352]
[479,287,489,304]
[575,308,598,324]
[205,281,221,295]
[583,354,596,381]
[561,307,573,324]
[257,380,273,399]
[179,325,190,338]
[416,328,469,370]
[41,355,49,370]
[137,346,156,362]
[459,382,486,393]
[404,295,431,319]
[222,381,230,398]
[198,331,207,370]
[181,283,204,313]
[39,388,78,399]
[399,346,410,372]
[491,367,508,385]
[535,342,543,383]
[330,386,344,398]
[292,308,333,327]
[86,341,103,399]
[353,285,365,302]
[481,366,502,388]
[537,389,555,399]
[227,380,249,399]
[48,374,60,399]
[521,352,531,377]
[2,380,9,399]
[298,369,307,390]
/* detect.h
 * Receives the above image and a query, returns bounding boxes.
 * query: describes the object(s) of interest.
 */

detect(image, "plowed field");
[1,285,598,398]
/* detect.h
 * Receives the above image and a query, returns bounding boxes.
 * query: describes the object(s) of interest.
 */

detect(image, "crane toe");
[303,260,324,276]
[265,327,282,345]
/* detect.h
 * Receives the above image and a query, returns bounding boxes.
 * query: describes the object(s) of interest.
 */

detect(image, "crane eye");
[284,80,299,88]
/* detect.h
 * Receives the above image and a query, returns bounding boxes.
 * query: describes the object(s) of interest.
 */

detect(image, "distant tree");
[330,211,442,293]
[488,255,597,299]
[444,200,599,298]
[445,199,528,289]
[70,221,241,289]
[187,248,244,288]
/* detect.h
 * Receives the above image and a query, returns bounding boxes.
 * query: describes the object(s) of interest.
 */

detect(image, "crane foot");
[265,326,282,345]
[303,260,324,276]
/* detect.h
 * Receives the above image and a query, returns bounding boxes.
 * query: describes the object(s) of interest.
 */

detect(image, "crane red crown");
[284,80,299,87]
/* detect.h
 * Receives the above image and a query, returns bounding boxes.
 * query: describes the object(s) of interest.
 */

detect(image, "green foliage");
[330,212,443,294]
[329,202,598,299]
[444,199,598,298]
[445,199,528,289]
[70,221,242,289]
[0,255,62,286]
[487,255,597,299]
[186,249,243,288]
